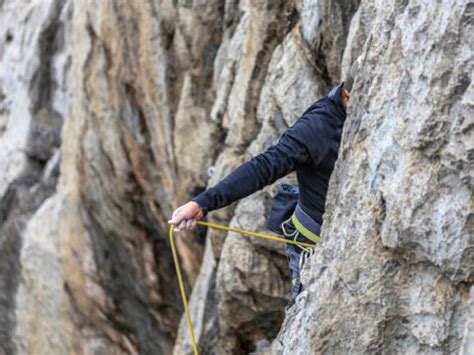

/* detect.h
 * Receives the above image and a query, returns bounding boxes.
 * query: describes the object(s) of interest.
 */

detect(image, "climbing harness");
[169,220,317,355]
[291,204,321,244]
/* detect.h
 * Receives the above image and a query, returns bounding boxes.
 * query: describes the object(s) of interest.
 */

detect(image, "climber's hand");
[168,201,203,232]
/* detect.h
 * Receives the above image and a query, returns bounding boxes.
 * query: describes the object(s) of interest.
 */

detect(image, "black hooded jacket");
[193,84,347,225]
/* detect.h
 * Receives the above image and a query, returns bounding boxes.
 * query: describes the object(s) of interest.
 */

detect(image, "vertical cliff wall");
[1,1,71,353]
[0,0,472,354]
[277,0,473,354]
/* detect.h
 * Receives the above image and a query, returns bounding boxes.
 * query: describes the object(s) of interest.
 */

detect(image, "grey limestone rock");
[277,1,473,354]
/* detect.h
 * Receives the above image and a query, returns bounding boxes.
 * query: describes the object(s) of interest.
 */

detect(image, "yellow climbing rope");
[168,220,315,355]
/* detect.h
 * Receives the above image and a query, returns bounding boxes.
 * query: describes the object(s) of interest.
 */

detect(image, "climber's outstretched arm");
[168,116,319,231]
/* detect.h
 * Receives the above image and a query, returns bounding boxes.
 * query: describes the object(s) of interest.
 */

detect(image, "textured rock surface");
[461,288,474,354]
[0,0,70,353]
[0,0,472,354]
[277,0,473,354]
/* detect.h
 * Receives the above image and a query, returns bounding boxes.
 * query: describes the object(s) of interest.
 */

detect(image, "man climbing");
[168,58,360,302]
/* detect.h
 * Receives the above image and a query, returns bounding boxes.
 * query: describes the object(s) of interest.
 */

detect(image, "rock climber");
[168,58,360,303]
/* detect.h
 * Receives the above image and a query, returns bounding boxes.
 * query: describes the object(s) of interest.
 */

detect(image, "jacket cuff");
[192,195,209,216]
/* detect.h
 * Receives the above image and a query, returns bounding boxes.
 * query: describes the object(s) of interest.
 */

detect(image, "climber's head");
[341,57,361,111]
[341,87,350,112]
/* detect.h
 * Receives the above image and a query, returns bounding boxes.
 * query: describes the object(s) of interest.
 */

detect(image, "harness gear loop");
[169,220,318,355]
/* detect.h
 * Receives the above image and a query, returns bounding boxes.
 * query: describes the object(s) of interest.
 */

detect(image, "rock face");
[0,0,70,353]
[0,1,472,355]
[277,0,474,354]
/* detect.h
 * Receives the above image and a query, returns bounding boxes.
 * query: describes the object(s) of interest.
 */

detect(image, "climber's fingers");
[173,218,196,232]
[186,219,196,230]
[168,206,184,225]
[168,202,203,229]
[177,220,187,232]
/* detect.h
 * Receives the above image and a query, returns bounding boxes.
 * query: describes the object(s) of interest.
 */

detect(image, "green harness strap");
[291,213,321,244]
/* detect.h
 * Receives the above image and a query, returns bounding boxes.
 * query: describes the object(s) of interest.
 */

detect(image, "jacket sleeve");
[192,115,316,214]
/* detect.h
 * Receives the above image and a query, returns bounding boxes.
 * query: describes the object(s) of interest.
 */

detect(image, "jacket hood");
[327,83,347,124]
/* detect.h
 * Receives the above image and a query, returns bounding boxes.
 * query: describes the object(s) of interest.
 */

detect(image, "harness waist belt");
[291,204,321,243]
